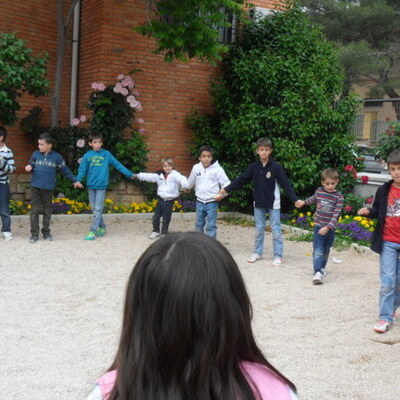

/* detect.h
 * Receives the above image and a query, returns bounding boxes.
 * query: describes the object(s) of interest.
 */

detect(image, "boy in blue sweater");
[217,137,301,266]
[25,133,82,243]
[76,133,134,240]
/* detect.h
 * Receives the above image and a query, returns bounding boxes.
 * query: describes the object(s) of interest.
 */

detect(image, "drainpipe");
[69,0,81,123]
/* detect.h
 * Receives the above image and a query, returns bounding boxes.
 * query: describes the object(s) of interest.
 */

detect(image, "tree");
[188,5,360,210]
[137,0,245,62]
[0,33,49,126]
[299,0,400,117]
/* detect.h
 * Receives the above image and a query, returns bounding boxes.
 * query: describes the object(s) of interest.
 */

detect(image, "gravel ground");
[1,213,399,400]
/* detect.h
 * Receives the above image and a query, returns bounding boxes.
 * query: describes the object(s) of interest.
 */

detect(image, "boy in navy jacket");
[25,133,82,243]
[217,137,301,265]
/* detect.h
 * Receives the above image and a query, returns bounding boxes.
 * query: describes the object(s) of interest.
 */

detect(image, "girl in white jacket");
[134,158,187,238]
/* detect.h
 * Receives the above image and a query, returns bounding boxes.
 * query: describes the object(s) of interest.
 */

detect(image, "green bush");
[375,122,400,161]
[188,5,360,211]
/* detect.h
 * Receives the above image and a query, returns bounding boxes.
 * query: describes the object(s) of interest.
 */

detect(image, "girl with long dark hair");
[87,232,297,400]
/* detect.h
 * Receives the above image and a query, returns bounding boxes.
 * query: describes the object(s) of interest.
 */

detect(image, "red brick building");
[1,0,277,194]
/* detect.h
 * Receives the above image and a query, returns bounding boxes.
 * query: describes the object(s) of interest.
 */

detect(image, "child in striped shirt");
[0,126,16,240]
[297,168,344,284]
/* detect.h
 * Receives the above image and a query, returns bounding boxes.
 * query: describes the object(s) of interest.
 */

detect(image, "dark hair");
[108,232,295,400]
[198,145,213,157]
[88,132,104,143]
[321,168,339,181]
[387,149,400,165]
[39,133,55,146]
[0,126,8,140]
[256,137,272,148]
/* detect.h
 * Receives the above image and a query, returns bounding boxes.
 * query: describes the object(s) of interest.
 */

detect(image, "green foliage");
[375,122,400,161]
[188,5,360,211]
[0,33,49,125]
[137,0,245,62]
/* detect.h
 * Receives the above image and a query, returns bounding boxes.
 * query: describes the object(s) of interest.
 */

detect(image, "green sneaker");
[96,227,106,237]
[84,231,96,241]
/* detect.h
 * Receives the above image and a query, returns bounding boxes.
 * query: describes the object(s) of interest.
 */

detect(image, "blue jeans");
[379,241,400,322]
[0,182,11,232]
[313,226,335,273]
[88,189,106,232]
[254,208,283,258]
[195,201,218,238]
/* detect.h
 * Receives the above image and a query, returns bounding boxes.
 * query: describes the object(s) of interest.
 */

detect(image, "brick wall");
[1,0,278,183]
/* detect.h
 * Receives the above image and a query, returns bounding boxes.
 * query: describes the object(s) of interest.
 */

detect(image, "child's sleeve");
[304,189,318,205]
[176,172,188,189]
[108,153,133,178]
[368,187,381,218]
[76,154,88,182]
[275,165,298,202]
[137,172,159,183]
[224,165,252,193]
[326,193,344,230]
[218,167,230,188]
[0,149,16,175]
[58,155,77,182]
[186,167,197,190]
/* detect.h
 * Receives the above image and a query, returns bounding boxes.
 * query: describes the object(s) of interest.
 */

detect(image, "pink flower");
[132,90,140,97]
[139,127,146,134]
[76,139,85,148]
[79,115,87,123]
[127,95,136,103]
[120,88,129,96]
[344,165,354,171]
[97,83,106,91]
[361,175,369,184]
[344,205,353,213]
[91,82,99,90]
[136,118,144,124]
[366,196,374,204]
[113,86,121,94]
[71,118,80,126]
[129,99,139,109]
[117,74,125,80]
[121,77,134,88]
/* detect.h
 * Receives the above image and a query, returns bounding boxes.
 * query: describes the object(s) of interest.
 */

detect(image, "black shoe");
[29,236,38,243]
[43,234,53,241]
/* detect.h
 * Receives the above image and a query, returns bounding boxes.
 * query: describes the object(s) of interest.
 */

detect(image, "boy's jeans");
[152,198,174,234]
[195,201,218,238]
[30,187,53,237]
[254,208,282,258]
[312,226,335,273]
[379,241,400,322]
[0,182,11,232]
[88,189,106,233]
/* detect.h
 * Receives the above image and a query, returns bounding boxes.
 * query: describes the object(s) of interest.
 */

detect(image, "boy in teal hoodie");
[76,133,134,240]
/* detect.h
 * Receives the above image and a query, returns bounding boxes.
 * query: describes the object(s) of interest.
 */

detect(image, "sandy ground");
[1,213,399,400]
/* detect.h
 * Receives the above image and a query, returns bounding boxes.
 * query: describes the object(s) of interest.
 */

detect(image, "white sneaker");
[312,271,323,285]
[3,232,13,240]
[247,253,261,263]
[272,257,283,266]
[149,232,160,239]
[373,320,391,333]
[320,268,327,277]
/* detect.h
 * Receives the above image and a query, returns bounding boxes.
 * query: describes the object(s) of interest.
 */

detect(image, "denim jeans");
[0,182,11,232]
[152,198,174,234]
[253,208,283,258]
[88,189,106,232]
[312,226,335,273]
[379,241,400,322]
[30,187,53,237]
[195,201,218,238]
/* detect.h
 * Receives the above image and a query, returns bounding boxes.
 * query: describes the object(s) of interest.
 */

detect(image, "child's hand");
[215,193,224,201]
[318,226,329,236]
[74,181,83,189]
[131,174,138,180]
[25,165,32,172]
[295,200,304,208]
[358,207,370,216]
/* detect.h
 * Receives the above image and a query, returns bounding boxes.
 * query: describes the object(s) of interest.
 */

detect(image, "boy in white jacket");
[186,146,230,238]
[134,158,187,238]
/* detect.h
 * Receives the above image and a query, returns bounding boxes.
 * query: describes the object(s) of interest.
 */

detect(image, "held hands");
[215,188,228,202]
[358,207,370,216]
[318,226,329,236]
[295,200,304,208]
[25,165,32,172]
[73,181,84,189]
[131,174,138,180]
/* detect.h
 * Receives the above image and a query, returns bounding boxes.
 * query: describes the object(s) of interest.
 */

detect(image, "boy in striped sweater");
[297,168,344,285]
[0,126,16,240]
